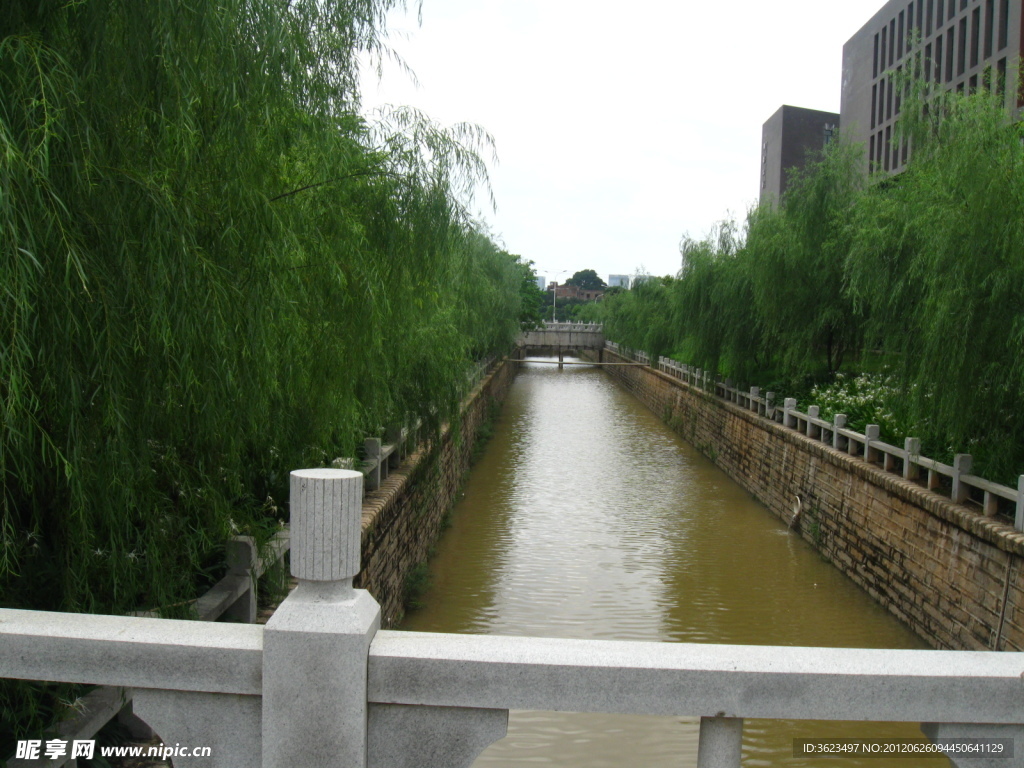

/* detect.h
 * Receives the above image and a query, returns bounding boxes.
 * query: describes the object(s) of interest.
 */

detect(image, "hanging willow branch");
[1,0,535,744]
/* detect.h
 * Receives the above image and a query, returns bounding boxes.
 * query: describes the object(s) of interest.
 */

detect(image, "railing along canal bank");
[605,342,1024,531]
[4,357,505,768]
[2,468,1021,768]
[598,341,1024,654]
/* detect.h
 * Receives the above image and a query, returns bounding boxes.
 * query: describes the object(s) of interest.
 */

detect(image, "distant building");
[607,274,631,289]
[535,276,547,291]
[759,105,840,206]
[840,0,1024,176]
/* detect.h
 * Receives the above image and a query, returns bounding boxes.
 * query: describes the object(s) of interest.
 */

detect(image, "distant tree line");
[581,84,1024,484]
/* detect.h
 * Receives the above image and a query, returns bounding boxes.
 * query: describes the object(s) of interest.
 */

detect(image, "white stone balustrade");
[3,454,1024,768]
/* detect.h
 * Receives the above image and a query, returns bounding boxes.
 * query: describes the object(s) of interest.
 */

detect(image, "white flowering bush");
[807,372,911,443]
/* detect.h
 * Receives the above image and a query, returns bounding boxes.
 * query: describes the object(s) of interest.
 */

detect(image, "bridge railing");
[540,321,603,332]
[610,345,1024,532]
[2,468,1021,768]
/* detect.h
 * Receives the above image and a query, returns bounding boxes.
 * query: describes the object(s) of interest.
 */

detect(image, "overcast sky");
[359,0,886,283]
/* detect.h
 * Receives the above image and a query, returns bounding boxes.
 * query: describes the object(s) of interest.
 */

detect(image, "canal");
[402,358,948,767]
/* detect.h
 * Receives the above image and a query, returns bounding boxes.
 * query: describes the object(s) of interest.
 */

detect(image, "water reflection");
[403,359,946,767]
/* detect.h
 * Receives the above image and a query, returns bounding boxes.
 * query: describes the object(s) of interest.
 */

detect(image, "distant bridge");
[518,322,604,358]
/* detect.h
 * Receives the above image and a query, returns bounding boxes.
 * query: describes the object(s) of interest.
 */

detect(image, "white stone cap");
[290,468,363,582]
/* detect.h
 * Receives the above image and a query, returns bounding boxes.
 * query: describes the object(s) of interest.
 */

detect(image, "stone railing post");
[832,414,846,450]
[783,398,797,429]
[223,536,258,623]
[696,716,743,768]
[263,469,380,768]
[903,438,921,480]
[749,386,759,412]
[864,425,880,464]
[364,438,383,491]
[1016,476,1024,532]
[806,406,819,438]
[951,454,972,504]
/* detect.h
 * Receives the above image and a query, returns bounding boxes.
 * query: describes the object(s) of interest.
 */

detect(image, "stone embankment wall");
[587,348,1023,652]
[354,354,518,626]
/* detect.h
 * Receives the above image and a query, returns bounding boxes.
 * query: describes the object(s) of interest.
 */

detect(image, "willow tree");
[744,140,865,377]
[3,0,530,742]
[845,84,1024,479]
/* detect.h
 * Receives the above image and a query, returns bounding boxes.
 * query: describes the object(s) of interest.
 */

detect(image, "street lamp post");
[546,270,568,324]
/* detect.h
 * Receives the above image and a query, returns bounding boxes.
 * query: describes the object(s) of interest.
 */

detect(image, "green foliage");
[564,269,607,291]
[675,223,766,380]
[744,140,866,374]
[808,373,908,444]
[1,0,528,745]
[585,83,1024,484]
[845,84,1024,480]
[403,561,432,612]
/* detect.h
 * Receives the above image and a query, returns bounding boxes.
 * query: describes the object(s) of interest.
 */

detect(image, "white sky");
[359,0,886,283]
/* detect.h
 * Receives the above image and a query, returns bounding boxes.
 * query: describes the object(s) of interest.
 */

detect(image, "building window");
[998,0,1008,49]
[898,11,905,58]
[935,34,943,81]
[997,56,1007,99]
[946,27,955,81]
[872,83,878,128]
[870,134,876,172]
[874,33,880,77]
[884,126,892,171]
[984,0,994,57]
[881,26,888,71]
[970,7,980,67]
[957,17,966,76]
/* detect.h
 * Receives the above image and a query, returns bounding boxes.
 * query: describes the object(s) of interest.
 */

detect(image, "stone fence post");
[951,454,972,504]
[783,398,797,429]
[262,469,380,768]
[832,414,847,450]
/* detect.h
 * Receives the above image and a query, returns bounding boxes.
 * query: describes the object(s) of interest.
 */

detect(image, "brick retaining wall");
[355,354,518,626]
[587,348,1023,652]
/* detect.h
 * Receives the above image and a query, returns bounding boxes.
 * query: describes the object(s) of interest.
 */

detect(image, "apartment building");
[759,105,840,205]
[840,0,1024,174]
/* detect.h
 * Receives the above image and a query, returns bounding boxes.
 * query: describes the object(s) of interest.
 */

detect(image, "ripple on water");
[401,360,943,767]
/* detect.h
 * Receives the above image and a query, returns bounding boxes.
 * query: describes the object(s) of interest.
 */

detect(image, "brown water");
[403,359,948,767]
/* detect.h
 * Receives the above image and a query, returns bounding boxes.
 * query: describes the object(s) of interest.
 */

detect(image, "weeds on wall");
[402,562,433,613]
